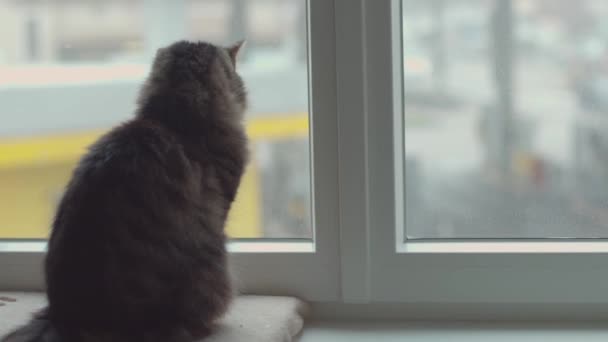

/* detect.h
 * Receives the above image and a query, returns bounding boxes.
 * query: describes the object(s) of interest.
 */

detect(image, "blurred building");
[0,0,300,64]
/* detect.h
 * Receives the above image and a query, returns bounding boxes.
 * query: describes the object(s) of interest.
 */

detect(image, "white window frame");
[4,0,608,315]
[0,0,341,302]
[359,0,608,305]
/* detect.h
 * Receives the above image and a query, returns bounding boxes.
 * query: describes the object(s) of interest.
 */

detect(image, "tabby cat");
[2,40,248,342]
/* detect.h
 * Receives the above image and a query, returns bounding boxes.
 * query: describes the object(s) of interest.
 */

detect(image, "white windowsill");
[5,240,608,254]
[0,240,315,254]
[300,322,608,341]
[228,240,314,253]
[399,241,608,254]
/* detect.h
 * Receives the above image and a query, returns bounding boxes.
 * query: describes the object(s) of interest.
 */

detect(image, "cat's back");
[48,117,201,247]
[45,118,217,334]
[79,119,190,184]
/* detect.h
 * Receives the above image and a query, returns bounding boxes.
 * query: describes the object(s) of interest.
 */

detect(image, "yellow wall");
[0,162,73,238]
[225,161,261,238]
[0,113,307,239]
[0,160,260,239]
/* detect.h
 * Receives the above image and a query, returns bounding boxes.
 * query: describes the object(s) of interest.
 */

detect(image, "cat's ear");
[153,47,169,65]
[226,40,246,67]
[150,46,171,72]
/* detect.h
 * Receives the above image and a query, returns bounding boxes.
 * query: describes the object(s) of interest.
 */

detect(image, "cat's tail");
[1,308,62,342]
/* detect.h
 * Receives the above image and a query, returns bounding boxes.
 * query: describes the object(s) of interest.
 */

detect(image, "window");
[4,0,608,315]
[0,0,311,240]
[361,0,608,305]
[403,0,608,239]
[0,0,339,301]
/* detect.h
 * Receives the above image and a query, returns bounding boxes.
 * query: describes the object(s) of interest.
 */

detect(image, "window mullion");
[335,0,371,303]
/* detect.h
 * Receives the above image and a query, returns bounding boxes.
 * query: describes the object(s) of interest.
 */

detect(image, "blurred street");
[404,0,608,239]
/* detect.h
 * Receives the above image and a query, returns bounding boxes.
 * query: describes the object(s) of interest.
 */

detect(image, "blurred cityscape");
[3,0,608,241]
[404,0,608,238]
[0,0,311,239]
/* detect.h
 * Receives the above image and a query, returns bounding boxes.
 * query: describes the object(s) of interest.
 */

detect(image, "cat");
[2,39,248,342]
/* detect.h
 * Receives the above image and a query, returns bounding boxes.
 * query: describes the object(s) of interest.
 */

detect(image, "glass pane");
[403,0,608,239]
[0,0,311,240]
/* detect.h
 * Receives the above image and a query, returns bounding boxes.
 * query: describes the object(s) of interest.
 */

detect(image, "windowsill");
[4,292,608,341]
[0,292,309,341]
[301,322,608,341]
[11,240,608,255]
[0,240,315,254]
[399,240,608,254]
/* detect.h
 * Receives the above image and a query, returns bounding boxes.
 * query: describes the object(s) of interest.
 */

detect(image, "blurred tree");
[430,0,447,94]
[230,0,248,61]
[491,0,515,180]
[295,0,307,63]
[143,0,187,58]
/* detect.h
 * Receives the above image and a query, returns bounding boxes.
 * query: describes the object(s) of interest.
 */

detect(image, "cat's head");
[141,40,247,120]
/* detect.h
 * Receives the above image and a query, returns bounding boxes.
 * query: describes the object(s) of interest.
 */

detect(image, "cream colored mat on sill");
[0,292,308,342]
